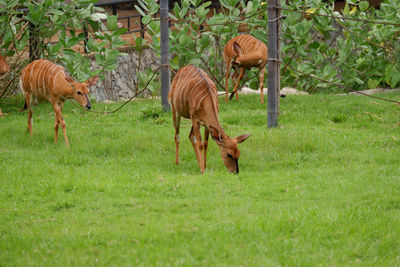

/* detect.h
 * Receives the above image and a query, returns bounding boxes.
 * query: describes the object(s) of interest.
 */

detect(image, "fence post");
[160,0,170,111]
[83,22,89,54]
[267,0,280,128]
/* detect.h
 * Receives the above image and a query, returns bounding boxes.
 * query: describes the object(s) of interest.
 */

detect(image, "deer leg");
[189,122,204,173]
[24,92,33,137]
[203,127,210,170]
[54,101,66,143]
[172,109,181,165]
[51,102,69,147]
[230,68,245,101]
[54,114,59,143]
[259,66,266,104]
[224,62,231,103]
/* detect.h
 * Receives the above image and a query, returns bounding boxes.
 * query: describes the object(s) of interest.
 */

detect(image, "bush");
[0,0,127,98]
[135,0,400,94]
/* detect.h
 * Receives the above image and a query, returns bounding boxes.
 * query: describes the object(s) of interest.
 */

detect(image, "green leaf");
[367,79,379,89]
[142,14,151,25]
[91,13,107,21]
[391,71,400,88]
[343,3,350,16]
[107,15,118,31]
[135,5,146,17]
[359,1,369,12]
[385,64,395,84]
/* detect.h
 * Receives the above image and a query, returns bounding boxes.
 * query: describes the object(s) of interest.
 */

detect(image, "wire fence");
[169,2,400,106]
[3,1,400,114]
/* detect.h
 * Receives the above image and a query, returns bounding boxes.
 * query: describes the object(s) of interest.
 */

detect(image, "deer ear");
[235,134,251,144]
[233,41,242,56]
[209,125,223,144]
[85,75,99,87]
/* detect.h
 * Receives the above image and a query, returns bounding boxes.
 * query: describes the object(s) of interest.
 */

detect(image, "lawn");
[1,93,400,266]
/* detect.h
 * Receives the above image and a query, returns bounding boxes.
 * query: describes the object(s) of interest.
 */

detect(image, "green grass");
[1,93,400,266]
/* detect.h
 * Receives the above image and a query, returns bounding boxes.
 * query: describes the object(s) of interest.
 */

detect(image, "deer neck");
[58,77,76,99]
[198,95,227,138]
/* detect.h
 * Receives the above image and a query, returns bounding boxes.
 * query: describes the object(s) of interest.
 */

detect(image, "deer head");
[66,75,98,110]
[209,126,251,174]
[231,41,241,65]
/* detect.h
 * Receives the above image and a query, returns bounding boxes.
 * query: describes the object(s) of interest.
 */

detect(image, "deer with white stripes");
[169,64,251,174]
[223,34,268,104]
[0,54,10,116]
[20,59,98,146]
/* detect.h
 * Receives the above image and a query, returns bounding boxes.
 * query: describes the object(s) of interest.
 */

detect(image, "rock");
[89,48,158,102]
[239,86,309,95]
[281,87,309,95]
[102,100,115,104]
[348,88,400,95]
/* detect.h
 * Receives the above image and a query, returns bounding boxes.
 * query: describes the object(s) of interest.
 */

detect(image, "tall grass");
[1,93,400,266]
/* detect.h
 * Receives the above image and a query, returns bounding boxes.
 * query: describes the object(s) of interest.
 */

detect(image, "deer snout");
[85,95,92,110]
[228,159,239,174]
[232,166,239,174]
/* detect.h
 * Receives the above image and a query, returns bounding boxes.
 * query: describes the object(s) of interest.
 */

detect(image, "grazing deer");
[20,59,98,146]
[223,34,268,104]
[0,54,10,116]
[168,64,251,174]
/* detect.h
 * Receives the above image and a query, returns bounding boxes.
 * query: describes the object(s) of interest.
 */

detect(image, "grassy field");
[1,93,400,266]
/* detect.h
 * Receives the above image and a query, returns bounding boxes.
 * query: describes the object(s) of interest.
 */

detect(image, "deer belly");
[177,105,191,119]
[31,86,49,99]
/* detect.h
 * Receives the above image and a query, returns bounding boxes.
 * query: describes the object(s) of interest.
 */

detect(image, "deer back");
[169,64,219,122]
[0,55,9,75]
[223,35,268,68]
[20,60,73,101]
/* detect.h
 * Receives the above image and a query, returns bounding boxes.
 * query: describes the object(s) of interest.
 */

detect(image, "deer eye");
[227,153,233,159]
[77,91,83,95]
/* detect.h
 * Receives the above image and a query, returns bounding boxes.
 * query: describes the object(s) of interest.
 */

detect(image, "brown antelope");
[0,54,10,116]
[168,64,251,174]
[223,34,268,104]
[20,59,98,146]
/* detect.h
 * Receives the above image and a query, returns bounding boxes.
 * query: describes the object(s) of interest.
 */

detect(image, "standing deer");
[169,64,251,174]
[223,34,268,104]
[20,59,98,146]
[0,54,10,116]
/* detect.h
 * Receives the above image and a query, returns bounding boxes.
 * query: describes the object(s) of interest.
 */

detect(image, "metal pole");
[140,15,145,38]
[83,22,89,54]
[160,0,170,111]
[267,0,280,127]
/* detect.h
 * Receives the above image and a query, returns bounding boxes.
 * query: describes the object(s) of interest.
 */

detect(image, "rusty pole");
[160,0,170,111]
[267,0,280,127]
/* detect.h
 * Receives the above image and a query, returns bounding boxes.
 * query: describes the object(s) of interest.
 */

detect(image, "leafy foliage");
[283,0,400,92]
[0,0,127,97]
[136,0,400,94]
[135,0,268,92]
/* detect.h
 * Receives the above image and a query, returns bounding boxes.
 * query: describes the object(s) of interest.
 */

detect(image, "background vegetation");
[0,0,126,98]
[136,0,400,94]
[1,93,400,265]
